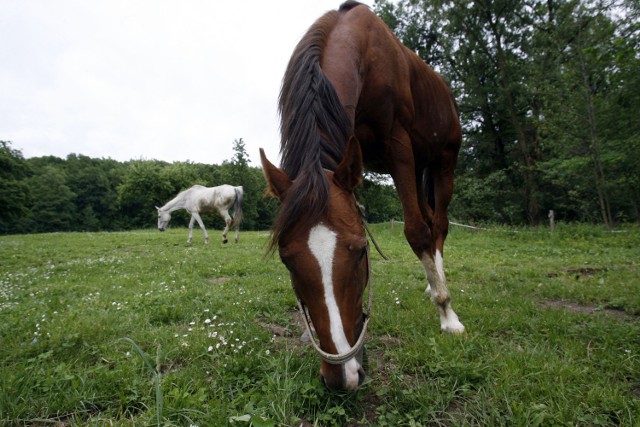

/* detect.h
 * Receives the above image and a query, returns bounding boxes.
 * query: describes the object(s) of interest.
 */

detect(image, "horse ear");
[260,148,292,201]
[155,206,160,211]
[334,136,362,192]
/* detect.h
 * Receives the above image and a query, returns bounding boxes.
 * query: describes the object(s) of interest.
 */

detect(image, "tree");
[64,154,122,231]
[375,0,545,224]
[374,0,640,225]
[535,1,640,226]
[218,138,262,230]
[357,173,403,223]
[117,160,172,229]
[0,141,31,234]
[24,166,75,233]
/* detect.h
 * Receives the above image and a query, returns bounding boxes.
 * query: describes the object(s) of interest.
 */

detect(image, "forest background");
[1,0,638,235]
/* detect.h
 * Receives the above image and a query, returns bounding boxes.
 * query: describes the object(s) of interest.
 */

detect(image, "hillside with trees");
[0,139,400,234]
[375,0,639,226]
[1,0,638,234]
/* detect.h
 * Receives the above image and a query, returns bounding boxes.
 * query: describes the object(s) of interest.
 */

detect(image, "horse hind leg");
[233,223,239,243]
[221,210,232,244]
[222,221,230,244]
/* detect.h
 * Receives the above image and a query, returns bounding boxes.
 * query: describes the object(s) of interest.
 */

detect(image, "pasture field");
[1,224,639,426]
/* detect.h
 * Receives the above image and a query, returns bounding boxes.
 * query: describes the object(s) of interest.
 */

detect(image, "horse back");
[324,3,461,170]
[197,185,237,213]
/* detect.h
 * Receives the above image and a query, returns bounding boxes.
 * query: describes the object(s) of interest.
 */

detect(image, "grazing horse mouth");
[318,316,368,390]
[321,362,366,390]
[298,222,372,390]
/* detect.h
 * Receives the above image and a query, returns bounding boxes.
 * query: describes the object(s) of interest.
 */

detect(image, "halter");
[295,242,372,364]
[294,200,385,365]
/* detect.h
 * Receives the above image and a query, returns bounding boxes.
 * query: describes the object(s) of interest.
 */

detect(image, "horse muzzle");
[321,360,366,391]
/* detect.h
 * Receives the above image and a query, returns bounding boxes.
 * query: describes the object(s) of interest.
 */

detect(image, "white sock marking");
[435,250,445,282]
[308,224,361,389]
[421,250,465,334]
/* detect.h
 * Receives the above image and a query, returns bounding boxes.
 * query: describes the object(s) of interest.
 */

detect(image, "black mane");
[271,8,353,248]
[278,11,351,178]
[339,0,364,12]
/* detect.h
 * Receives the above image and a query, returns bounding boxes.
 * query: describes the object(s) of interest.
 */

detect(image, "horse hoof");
[223,239,228,244]
[441,322,465,334]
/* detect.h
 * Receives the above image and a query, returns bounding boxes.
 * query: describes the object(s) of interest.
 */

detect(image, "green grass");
[1,224,638,426]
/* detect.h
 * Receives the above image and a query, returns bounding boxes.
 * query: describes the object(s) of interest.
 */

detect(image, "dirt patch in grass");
[346,393,383,427]
[546,267,606,278]
[207,277,230,284]
[632,384,640,399]
[565,267,604,276]
[441,397,468,426]
[256,310,308,350]
[541,298,636,321]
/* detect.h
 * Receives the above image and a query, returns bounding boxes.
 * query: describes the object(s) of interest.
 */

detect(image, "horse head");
[261,139,369,391]
[156,207,171,231]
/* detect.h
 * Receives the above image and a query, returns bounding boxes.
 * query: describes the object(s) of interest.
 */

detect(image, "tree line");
[0,139,402,235]
[2,0,639,233]
[375,0,639,226]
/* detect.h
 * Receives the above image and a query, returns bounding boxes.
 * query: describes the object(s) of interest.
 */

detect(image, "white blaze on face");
[308,223,361,389]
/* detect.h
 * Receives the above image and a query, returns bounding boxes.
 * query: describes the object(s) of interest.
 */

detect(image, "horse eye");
[354,245,367,261]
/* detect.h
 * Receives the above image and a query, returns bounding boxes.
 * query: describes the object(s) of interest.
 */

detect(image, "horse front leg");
[425,148,464,334]
[191,212,209,244]
[419,244,464,334]
[388,131,464,334]
[187,215,196,244]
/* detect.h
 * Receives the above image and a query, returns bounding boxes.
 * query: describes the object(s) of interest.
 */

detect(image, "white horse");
[156,184,243,244]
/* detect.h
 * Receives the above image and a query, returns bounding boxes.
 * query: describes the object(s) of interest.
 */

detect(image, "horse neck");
[161,194,187,212]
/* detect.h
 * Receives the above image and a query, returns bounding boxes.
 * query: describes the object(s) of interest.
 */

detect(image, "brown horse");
[260,0,465,391]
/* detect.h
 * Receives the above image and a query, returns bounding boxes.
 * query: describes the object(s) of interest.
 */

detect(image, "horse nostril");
[320,372,345,391]
[358,367,366,386]
[320,374,328,388]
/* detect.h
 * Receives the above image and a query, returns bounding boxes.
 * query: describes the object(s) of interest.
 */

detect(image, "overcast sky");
[1,0,374,166]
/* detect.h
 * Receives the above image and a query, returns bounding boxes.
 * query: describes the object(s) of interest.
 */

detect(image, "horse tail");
[423,168,436,212]
[230,186,243,228]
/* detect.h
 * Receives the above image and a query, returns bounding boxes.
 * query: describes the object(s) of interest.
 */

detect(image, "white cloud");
[0,0,373,165]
